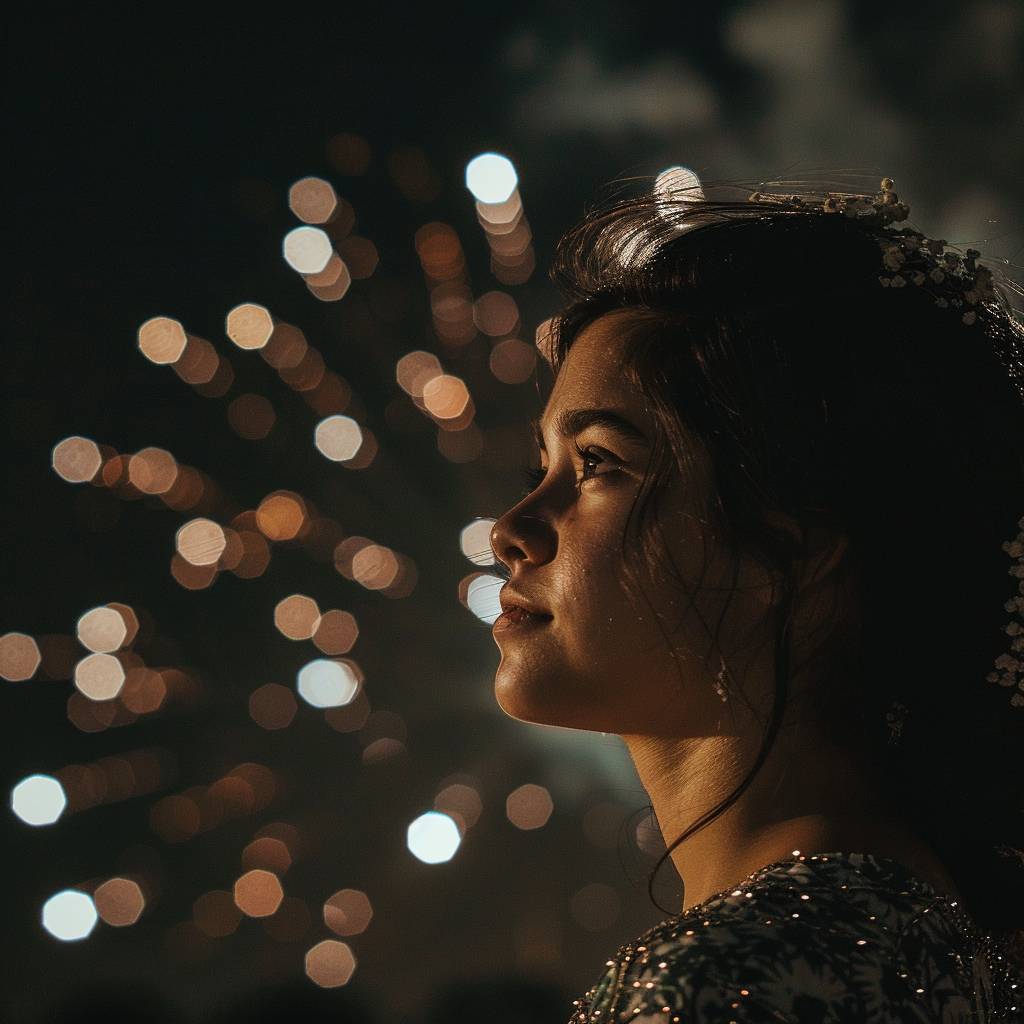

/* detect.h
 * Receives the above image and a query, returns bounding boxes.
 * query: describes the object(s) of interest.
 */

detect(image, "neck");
[620,728,961,914]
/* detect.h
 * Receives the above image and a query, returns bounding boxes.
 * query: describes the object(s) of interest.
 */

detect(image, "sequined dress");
[568,851,1023,1023]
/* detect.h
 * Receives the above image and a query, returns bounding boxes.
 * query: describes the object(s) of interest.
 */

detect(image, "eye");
[518,446,615,496]
[575,444,609,482]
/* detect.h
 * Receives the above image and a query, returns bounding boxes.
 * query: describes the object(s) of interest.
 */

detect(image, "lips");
[498,587,551,619]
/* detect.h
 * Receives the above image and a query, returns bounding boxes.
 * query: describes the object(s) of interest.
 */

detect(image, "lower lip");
[492,608,553,633]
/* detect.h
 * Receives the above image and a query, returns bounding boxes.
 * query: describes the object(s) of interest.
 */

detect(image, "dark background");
[5,4,1023,1022]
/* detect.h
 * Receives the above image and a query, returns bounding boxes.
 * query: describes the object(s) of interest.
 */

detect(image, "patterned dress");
[568,850,1023,1023]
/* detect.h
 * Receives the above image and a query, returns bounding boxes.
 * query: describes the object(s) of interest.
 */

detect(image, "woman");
[488,174,1024,1022]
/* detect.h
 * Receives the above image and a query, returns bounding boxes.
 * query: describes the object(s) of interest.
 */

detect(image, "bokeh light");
[314,415,363,462]
[233,868,284,917]
[11,774,67,826]
[465,573,502,625]
[465,153,518,204]
[226,303,275,350]
[283,226,333,274]
[137,316,188,364]
[93,877,145,926]
[0,632,42,681]
[311,610,358,655]
[304,939,356,988]
[51,436,102,483]
[406,811,461,864]
[73,653,126,701]
[323,888,372,936]
[570,883,621,932]
[176,518,227,566]
[256,491,307,542]
[288,177,339,224]
[193,890,242,938]
[42,890,98,941]
[274,594,321,640]
[506,783,554,830]
[76,606,128,653]
[459,518,496,567]
[249,683,298,731]
[296,659,358,708]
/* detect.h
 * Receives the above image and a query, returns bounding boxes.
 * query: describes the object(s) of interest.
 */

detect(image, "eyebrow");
[530,407,651,451]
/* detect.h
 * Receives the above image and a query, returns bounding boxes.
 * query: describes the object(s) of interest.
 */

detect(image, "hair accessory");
[748,177,1002,328]
[712,655,729,703]
[985,514,1024,708]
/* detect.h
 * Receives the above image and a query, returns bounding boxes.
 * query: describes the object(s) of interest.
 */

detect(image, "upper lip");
[499,588,552,617]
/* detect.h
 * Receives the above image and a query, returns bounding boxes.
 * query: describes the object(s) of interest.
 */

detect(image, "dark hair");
[541,174,1024,960]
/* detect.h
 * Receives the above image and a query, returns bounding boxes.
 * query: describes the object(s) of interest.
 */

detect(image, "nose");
[489,499,555,575]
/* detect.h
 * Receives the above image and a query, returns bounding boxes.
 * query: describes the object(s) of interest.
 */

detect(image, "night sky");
[5,4,1023,1022]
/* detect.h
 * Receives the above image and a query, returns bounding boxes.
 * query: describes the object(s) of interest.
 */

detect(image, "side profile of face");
[489,309,782,740]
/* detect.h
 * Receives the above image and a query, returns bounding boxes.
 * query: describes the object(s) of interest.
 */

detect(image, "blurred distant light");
[475,191,522,226]
[176,517,227,566]
[93,877,145,926]
[256,491,307,542]
[171,553,219,590]
[137,316,188,365]
[296,658,358,709]
[434,782,483,831]
[11,774,67,826]
[422,374,470,420]
[42,890,98,941]
[283,226,333,274]
[274,594,321,640]
[336,236,378,279]
[51,436,102,484]
[76,605,128,653]
[193,890,242,937]
[226,303,275,350]
[473,291,520,336]
[128,447,179,495]
[506,783,554,830]
[227,393,276,440]
[314,415,363,462]
[312,609,358,656]
[73,653,126,701]
[437,422,483,465]
[323,888,373,936]
[489,338,537,385]
[288,176,339,224]
[406,811,461,864]
[465,153,518,204]
[351,544,400,591]
[466,573,502,624]
[305,938,356,988]
[414,222,465,282]
[395,350,443,398]
[233,868,284,918]
[249,683,299,731]
[243,836,292,875]
[0,632,42,681]
[654,164,704,200]
[459,518,496,566]
[570,882,621,932]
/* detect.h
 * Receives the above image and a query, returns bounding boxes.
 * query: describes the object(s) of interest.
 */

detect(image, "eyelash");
[520,444,610,494]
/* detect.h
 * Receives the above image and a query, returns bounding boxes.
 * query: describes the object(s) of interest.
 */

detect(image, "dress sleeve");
[611,961,801,1023]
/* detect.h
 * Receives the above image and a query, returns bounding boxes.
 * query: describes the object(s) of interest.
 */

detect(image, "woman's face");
[489,309,779,738]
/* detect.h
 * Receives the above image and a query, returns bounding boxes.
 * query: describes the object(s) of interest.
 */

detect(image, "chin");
[493,667,613,733]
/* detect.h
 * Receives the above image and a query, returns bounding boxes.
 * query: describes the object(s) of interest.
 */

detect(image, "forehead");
[544,311,644,416]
